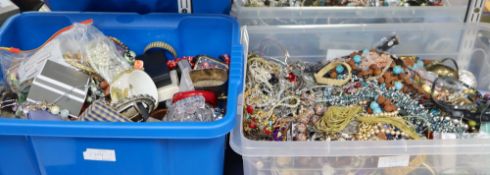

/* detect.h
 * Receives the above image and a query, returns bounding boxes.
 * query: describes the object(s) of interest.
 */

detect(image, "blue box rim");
[44,0,232,14]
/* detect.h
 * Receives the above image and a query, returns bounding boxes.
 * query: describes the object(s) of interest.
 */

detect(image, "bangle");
[314,61,352,86]
[144,41,177,59]
[111,94,157,122]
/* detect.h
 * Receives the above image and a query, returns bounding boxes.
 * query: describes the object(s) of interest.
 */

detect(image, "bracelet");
[144,41,177,59]
[314,61,352,86]
[111,94,156,122]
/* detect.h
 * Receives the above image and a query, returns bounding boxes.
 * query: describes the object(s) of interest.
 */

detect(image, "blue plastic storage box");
[0,12,243,175]
[45,0,232,14]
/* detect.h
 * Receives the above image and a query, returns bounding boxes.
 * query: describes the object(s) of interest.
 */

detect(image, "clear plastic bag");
[0,50,35,93]
[163,95,223,122]
[0,20,131,93]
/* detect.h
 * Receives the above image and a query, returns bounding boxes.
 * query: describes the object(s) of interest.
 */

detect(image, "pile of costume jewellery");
[243,35,490,141]
[0,21,229,122]
[245,0,443,7]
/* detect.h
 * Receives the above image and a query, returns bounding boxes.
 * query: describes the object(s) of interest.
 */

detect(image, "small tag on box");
[377,155,410,168]
[83,148,116,162]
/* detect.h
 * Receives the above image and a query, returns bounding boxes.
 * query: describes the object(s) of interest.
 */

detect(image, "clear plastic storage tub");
[231,22,490,175]
[232,0,482,26]
[0,12,243,175]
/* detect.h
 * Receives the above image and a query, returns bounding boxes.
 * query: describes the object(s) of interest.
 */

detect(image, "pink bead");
[297,123,307,133]
[314,104,325,115]
[296,133,307,141]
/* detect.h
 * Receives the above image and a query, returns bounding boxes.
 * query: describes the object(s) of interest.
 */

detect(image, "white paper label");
[17,40,64,83]
[83,148,116,162]
[441,133,457,139]
[432,132,458,140]
[377,155,410,168]
[326,49,356,61]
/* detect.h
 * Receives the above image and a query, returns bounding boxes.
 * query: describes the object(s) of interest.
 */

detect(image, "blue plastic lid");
[44,0,231,14]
